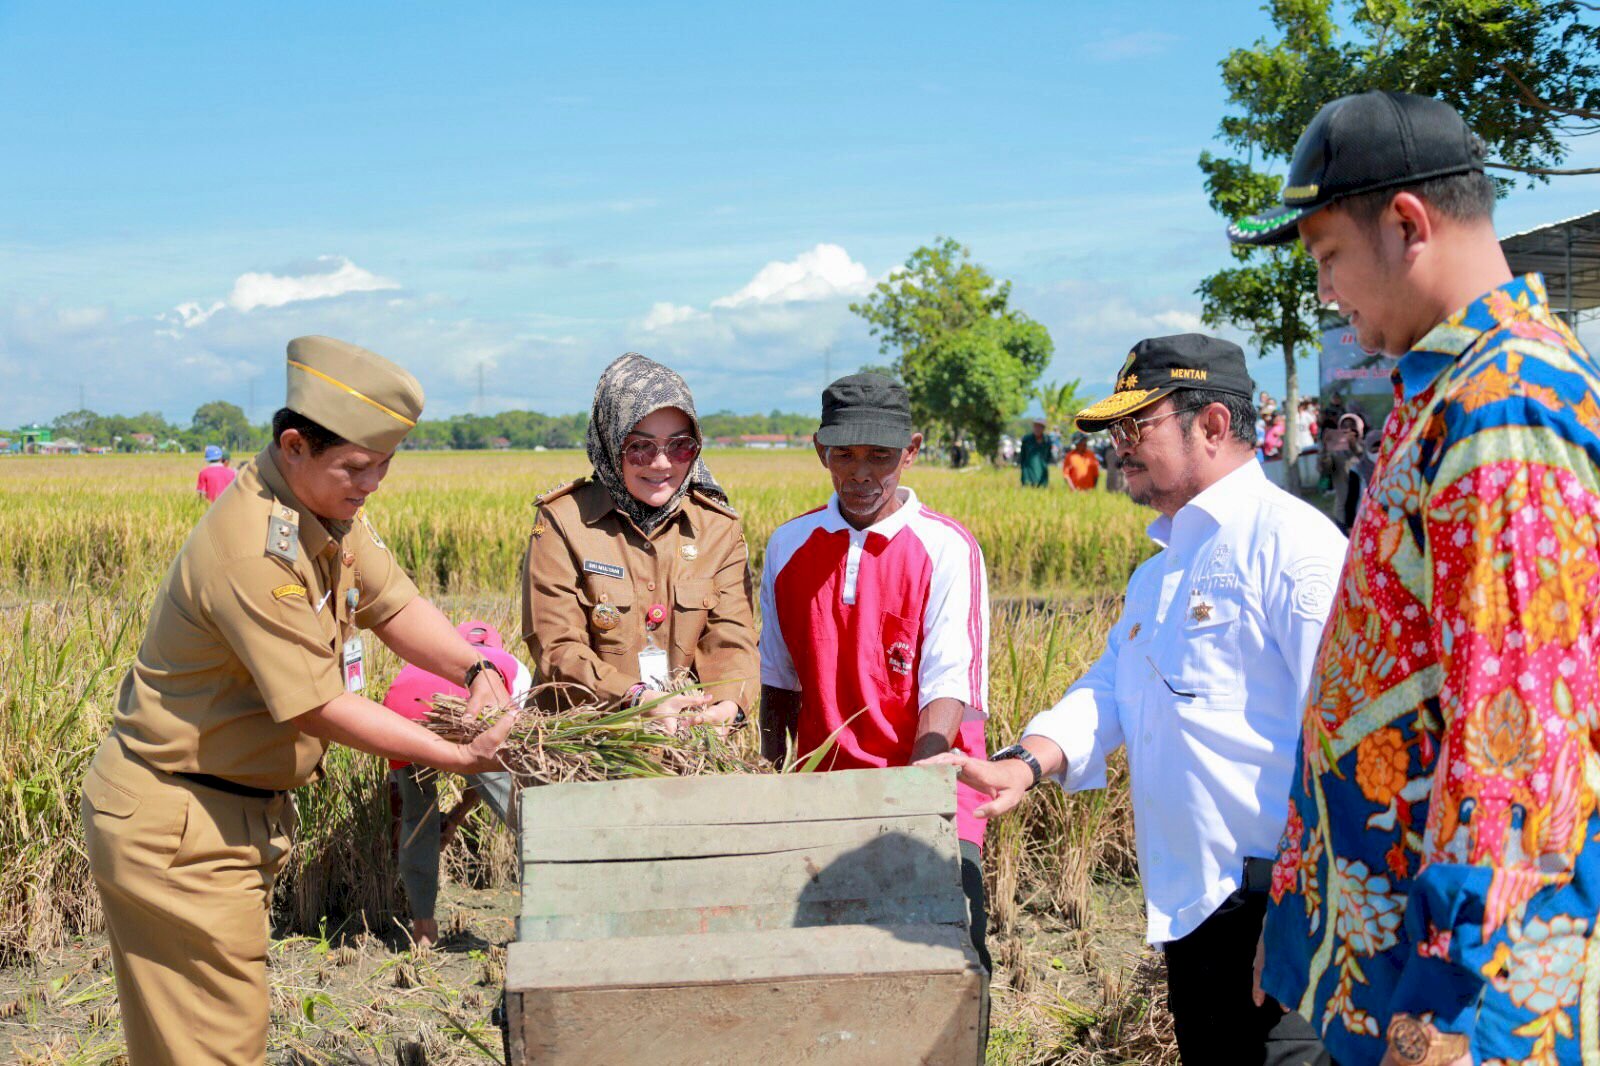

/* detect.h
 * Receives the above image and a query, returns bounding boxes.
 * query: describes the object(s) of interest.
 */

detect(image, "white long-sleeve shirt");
[1024,458,1347,943]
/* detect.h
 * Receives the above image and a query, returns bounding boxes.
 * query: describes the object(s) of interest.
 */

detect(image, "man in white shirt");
[923,334,1344,1065]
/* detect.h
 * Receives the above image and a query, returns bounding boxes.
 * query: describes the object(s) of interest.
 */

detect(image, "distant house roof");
[131,432,156,444]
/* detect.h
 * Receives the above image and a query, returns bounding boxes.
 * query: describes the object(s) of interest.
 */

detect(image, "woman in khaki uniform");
[523,352,757,725]
[81,337,518,1066]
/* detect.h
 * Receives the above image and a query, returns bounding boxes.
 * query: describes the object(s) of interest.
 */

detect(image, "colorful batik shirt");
[1262,275,1600,1066]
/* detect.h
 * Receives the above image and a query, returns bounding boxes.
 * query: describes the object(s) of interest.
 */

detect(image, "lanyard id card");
[636,642,669,690]
[342,635,366,692]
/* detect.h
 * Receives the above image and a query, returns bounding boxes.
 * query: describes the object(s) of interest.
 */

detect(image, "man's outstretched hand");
[915,749,1034,819]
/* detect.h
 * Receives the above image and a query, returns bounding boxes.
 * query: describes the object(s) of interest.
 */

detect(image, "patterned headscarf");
[585,352,730,533]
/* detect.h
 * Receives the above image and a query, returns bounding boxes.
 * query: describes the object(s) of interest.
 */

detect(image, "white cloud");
[163,256,401,330]
[642,302,702,331]
[227,256,399,313]
[1153,309,1205,333]
[710,243,874,308]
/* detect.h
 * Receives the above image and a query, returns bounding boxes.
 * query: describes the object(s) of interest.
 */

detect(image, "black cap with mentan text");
[1074,334,1254,432]
[1228,91,1488,247]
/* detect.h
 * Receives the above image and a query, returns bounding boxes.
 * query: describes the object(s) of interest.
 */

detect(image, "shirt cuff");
[919,678,987,718]
[1389,952,1482,1037]
[264,670,349,724]
[355,573,418,630]
[1023,718,1106,792]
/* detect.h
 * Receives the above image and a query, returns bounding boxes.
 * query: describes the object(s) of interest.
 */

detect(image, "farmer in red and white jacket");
[759,372,991,973]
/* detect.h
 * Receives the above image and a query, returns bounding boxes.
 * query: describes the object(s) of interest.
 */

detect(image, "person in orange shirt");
[1062,433,1100,491]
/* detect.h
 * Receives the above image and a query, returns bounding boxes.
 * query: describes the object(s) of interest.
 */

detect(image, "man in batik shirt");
[1231,91,1600,1066]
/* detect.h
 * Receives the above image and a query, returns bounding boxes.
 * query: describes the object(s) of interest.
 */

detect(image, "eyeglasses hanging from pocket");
[1145,655,1197,699]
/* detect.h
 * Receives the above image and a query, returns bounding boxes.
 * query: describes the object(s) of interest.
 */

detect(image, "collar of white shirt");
[1145,457,1267,549]
[818,487,922,540]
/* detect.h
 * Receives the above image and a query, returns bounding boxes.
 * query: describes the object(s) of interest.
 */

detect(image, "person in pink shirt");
[381,619,530,947]
[195,445,237,503]
[759,374,991,980]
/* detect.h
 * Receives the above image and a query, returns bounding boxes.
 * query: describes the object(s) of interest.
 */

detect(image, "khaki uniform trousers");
[81,733,296,1066]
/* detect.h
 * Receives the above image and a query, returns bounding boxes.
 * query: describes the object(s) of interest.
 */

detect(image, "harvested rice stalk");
[424,680,771,787]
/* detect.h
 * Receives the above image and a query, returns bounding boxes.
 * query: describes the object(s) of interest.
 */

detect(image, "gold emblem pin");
[1191,602,1213,623]
[680,544,698,561]
[1128,623,1141,639]
[532,520,546,538]
[592,603,622,632]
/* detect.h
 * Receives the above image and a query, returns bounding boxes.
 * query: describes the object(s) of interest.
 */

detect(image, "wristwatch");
[989,743,1042,789]
[463,659,506,691]
[1387,1014,1470,1066]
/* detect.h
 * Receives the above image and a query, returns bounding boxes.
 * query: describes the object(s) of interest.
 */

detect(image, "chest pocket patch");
[1168,592,1244,699]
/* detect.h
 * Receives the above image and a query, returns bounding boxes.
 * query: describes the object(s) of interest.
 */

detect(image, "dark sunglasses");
[622,435,701,466]
[1108,405,1207,449]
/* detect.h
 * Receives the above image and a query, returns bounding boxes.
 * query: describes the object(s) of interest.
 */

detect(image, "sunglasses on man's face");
[1108,405,1207,449]
[622,435,701,466]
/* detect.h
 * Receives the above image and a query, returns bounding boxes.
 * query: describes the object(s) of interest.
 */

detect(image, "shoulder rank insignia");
[534,479,581,507]
[689,487,738,520]
[358,512,387,551]
[266,510,300,564]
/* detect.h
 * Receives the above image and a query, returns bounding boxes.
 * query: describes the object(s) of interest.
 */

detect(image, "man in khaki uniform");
[82,336,517,1066]
[522,478,757,714]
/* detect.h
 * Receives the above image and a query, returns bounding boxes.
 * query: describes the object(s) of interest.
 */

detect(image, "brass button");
[703,597,714,608]
[599,592,610,604]
[647,581,656,592]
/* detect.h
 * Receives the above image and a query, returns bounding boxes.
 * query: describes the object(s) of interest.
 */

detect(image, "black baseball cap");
[1228,91,1487,246]
[1075,334,1254,432]
[816,373,914,449]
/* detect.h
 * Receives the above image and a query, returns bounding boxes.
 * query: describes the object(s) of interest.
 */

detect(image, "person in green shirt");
[1019,418,1050,487]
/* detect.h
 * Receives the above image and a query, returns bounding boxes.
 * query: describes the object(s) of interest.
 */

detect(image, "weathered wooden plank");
[518,765,956,829]
[521,810,954,862]
[507,922,981,988]
[521,829,960,917]
[515,893,970,942]
[505,925,985,1065]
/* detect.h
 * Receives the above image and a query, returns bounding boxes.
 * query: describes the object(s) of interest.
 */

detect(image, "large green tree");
[1200,0,1600,490]
[851,238,1053,455]
[191,401,254,452]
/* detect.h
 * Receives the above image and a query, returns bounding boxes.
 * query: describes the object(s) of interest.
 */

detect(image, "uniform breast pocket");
[1167,593,1244,699]
[578,576,634,656]
[869,610,920,697]
[671,580,716,653]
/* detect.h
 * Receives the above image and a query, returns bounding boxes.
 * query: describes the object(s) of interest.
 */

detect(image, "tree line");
[17,404,827,453]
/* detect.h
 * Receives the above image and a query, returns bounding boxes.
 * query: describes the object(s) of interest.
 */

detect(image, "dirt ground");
[0,871,1160,1065]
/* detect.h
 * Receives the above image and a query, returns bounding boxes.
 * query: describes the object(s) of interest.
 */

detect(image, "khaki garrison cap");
[285,336,424,453]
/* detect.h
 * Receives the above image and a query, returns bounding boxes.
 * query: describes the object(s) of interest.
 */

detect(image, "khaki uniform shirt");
[113,447,418,790]
[521,479,758,710]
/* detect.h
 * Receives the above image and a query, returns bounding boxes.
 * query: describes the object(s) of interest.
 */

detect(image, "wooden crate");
[505,766,985,1064]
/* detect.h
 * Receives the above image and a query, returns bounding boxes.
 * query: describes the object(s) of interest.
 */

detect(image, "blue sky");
[2,1,1596,427]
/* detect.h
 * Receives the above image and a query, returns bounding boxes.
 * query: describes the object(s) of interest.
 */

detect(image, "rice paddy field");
[0,449,1173,1065]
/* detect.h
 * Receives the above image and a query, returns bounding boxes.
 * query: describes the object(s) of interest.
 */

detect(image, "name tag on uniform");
[637,645,669,689]
[342,636,366,692]
[583,559,625,579]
